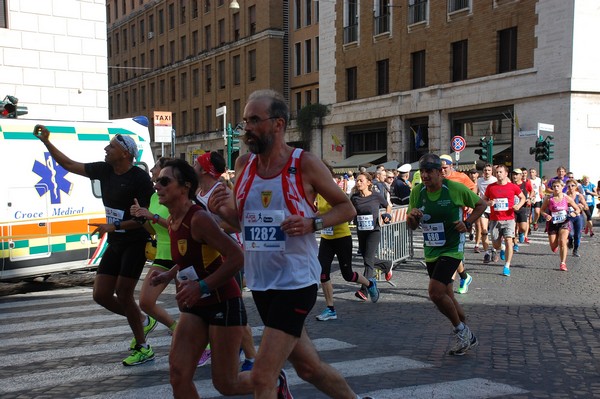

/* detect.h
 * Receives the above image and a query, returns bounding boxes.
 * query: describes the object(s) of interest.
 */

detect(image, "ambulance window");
[91,179,102,198]
[135,162,149,173]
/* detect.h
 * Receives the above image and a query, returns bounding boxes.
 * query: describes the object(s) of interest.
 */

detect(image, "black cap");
[418,153,442,170]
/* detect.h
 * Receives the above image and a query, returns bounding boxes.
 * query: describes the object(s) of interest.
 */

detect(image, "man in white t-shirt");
[528,168,543,230]
[476,164,498,262]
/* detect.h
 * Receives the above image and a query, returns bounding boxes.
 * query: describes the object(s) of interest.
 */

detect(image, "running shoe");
[315,308,338,321]
[367,278,380,303]
[354,290,367,301]
[560,262,568,271]
[448,325,475,356]
[277,369,294,399]
[552,247,558,253]
[483,252,491,263]
[591,231,595,237]
[533,223,538,231]
[573,249,580,257]
[492,250,500,263]
[474,246,480,253]
[518,232,525,243]
[584,226,589,235]
[500,249,505,261]
[123,345,155,366]
[524,237,530,244]
[197,348,212,367]
[457,273,473,294]
[503,266,511,276]
[240,359,254,372]
[513,244,519,253]
[385,269,393,281]
[568,238,573,249]
[130,315,158,350]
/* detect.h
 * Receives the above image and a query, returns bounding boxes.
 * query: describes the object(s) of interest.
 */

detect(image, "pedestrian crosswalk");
[0,285,530,398]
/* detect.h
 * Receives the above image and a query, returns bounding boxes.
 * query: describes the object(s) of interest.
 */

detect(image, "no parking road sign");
[451,135,467,153]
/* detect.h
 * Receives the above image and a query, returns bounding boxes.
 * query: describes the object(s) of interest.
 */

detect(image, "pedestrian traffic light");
[475,137,489,162]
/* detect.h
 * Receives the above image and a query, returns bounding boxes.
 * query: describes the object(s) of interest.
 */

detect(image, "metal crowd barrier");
[375,205,411,284]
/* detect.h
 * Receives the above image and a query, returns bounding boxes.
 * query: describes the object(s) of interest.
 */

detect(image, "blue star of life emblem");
[32,152,73,204]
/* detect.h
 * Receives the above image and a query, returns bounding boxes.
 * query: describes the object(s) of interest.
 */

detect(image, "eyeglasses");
[241,116,279,129]
[156,176,174,187]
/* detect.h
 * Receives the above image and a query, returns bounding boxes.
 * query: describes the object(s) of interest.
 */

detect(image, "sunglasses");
[156,176,174,187]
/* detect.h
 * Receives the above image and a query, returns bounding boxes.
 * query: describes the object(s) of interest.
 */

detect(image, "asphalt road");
[1,226,599,398]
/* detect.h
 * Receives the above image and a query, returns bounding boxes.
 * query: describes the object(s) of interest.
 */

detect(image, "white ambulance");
[0,116,155,282]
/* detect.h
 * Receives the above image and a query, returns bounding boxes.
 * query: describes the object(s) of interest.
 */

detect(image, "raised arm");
[33,124,88,177]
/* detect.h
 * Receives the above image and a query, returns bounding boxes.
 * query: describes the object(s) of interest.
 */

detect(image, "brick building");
[321,0,600,181]
[106,0,600,181]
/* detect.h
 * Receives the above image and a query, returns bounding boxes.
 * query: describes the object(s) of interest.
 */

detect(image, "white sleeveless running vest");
[235,148,319,290]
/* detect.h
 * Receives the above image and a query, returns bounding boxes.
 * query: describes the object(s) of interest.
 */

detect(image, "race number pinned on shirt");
[494,198,509,211]
[105,207,125,232]
[321,226,334,236]
[422,222,446,246]
[552,210,567,224]
[357,214,374,231]
[243,210,286,251]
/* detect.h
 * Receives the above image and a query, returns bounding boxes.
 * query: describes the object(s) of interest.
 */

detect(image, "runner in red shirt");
[483,165,526,277]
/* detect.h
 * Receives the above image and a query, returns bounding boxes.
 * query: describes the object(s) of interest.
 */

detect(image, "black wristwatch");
[312,217,324,231]
[114,220,122,230]
[464,221,472,231]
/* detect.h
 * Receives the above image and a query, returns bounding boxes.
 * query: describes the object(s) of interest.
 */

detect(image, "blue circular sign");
[451,136,466,152]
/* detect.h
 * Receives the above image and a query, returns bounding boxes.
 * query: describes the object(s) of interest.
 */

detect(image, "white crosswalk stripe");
[0,283,529,398]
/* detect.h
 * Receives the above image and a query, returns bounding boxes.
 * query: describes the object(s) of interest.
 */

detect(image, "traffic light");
[543,139,554,161]
[226,123,241,169]
[475,137,489,162]
[534,139,545,162]
[0,95,27,118]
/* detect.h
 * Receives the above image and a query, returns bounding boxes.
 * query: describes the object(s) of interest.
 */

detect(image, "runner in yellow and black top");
[315,188,380,321]
[407,153,486,356]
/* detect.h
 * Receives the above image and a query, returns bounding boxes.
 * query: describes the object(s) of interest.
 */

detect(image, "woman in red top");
[151,159,252,399]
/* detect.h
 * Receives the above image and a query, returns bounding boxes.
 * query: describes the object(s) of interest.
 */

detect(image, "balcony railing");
[344,23,358,44]
[409,0,428,24]
[448,0,470,13]
[374,14,389,35]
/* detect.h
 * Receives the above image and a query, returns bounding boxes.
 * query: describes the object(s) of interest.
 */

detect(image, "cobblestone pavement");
[1,226,599,398]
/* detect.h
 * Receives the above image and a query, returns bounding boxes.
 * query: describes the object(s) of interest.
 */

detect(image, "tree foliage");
[296,103,329,140]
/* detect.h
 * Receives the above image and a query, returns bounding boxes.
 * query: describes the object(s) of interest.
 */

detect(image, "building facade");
[107,0,298,164]
[0,0,109,121]
[320,0,600,182]
[107,0,600,182]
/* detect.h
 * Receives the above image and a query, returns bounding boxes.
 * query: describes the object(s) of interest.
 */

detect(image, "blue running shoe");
[315,308,337,321]
[513,244,519,253]
[500,249,505,261]
[367,278,380,303]
[458,273,472,294]
[503,266,511,276]
[518,232,525,243]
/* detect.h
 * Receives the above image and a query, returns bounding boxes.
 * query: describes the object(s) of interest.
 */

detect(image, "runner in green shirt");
[407,153,486,356]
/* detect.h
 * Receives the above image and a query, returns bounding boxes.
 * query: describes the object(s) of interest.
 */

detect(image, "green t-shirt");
[148,192,172,261]
[408,179,480,262]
